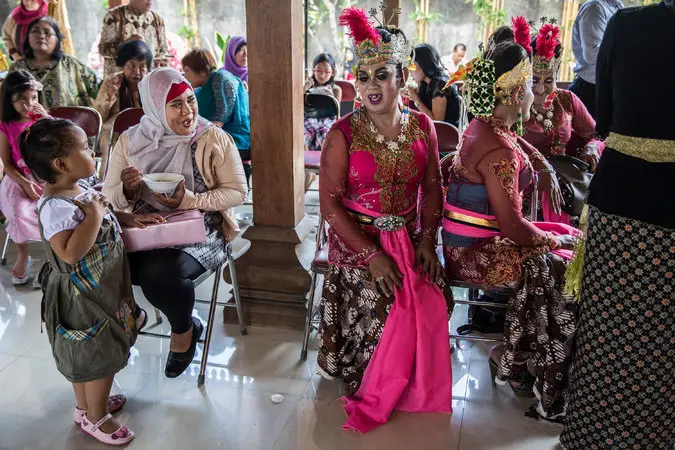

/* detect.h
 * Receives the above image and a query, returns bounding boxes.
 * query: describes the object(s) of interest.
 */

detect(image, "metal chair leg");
[227,250,247,336]
[198,264,222,386]
[1,234,10,266]
[301,270,319,361]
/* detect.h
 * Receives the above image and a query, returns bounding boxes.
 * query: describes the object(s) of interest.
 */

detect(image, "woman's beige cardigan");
[103,126,248,242]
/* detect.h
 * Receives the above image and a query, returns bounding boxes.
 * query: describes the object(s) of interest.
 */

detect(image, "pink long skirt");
[0,176,41,244]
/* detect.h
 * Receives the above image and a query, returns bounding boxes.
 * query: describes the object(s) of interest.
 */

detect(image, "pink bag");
[121,210,207,252]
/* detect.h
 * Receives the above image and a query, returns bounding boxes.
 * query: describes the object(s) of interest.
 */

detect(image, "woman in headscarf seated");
[222,36,248,91]
[103,68,248,378]
[94,39,151,179]
[181,48,250,183]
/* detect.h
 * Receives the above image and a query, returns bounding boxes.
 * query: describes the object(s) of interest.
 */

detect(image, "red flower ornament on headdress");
[338,7,380,47]
[536,24,560,60]
[511,15,532,56]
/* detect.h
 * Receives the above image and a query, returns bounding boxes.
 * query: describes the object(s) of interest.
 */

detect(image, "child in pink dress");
[0,70,49,285]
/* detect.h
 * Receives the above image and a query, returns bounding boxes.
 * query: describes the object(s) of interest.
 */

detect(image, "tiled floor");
[0,191,563,449]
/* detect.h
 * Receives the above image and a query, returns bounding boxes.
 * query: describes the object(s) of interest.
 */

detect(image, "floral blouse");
[320,109,443,268]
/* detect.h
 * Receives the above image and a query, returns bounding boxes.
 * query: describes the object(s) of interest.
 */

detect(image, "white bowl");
[143,173,184,194]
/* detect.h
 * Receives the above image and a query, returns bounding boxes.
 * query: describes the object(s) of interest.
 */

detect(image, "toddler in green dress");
[20,118,164,446]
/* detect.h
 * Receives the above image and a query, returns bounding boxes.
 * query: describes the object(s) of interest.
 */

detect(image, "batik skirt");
[317,264,452,395]
[559,206,674,449]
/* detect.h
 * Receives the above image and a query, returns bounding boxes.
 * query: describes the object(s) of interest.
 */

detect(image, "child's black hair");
[1,70,40,123]
[19,118,80,184]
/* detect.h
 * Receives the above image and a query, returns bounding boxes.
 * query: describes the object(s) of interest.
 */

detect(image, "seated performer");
[522,21,604,224]
[441,16,581,425]
[317,7,453,433]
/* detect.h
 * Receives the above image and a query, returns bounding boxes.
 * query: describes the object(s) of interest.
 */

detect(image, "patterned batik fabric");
[559,207,674,450]
[318,264,451,395]
[498,252,577,420]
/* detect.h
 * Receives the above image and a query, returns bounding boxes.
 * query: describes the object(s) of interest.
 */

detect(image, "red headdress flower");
[535,23,560,60]
[338,7,380,46]
[511,15,532,56]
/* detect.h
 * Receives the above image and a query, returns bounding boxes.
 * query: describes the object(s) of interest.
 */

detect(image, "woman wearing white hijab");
[103,68,247,378]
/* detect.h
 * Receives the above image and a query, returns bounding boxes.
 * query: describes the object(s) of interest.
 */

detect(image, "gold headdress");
[339,5,413,68]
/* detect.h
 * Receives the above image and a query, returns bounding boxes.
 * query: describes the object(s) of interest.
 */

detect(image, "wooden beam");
[108,0,127,8]
[224,0,312,329]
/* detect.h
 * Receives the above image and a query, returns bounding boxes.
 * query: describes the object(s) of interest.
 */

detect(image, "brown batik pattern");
[318,264,452,395]
[497,252,577,419]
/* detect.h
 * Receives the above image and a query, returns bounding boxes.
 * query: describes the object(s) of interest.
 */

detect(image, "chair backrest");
[49,106,102,152]
[304,93,339,119]
[104,107,144,180]
[434,120,460,155]
[335,80,356,117]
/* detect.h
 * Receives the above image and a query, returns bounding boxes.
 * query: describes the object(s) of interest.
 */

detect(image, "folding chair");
[300,214,328,361]
[104,107,144,180]
[335,80,356,116]
[441,166,540,344]
[434,120,460,157]
[139,244,248,386]
[305,92,340,120]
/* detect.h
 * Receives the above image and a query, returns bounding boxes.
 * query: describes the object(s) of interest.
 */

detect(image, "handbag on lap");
[547,155,593,217]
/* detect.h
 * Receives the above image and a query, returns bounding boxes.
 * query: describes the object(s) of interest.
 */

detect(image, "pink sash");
[341,199,453,433]
[442,202,579,261]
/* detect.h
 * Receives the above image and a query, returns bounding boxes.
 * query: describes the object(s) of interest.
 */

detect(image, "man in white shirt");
[569,0,623,118]
[441,43,466,74]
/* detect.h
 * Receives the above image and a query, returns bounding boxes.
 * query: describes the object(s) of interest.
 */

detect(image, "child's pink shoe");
[80,413,134,446]
[73,394,127,424]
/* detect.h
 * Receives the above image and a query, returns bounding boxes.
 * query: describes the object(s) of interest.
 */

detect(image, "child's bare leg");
[83,375,122,433]
[12,242,29,277]
[72,382,87,410]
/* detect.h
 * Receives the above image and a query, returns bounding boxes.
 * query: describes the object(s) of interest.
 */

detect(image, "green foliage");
[468,0,506,38]
[101,0,109,8]
[178,25,197,42]
[215,31,230,65]
[411,0,444,24]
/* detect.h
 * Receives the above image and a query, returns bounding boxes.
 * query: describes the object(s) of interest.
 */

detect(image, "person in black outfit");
[408,43,461,127]
[559,2,675,449]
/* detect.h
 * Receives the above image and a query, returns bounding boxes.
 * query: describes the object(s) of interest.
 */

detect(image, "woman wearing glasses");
[9,17,97,109]
[303,53,342,152]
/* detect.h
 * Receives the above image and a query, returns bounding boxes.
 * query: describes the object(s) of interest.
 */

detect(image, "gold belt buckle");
[373,215,406,232]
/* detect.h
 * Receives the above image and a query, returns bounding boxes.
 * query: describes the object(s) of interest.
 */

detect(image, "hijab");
[126,68,213,210]
[223,36,248,83]
[12,0,48,54]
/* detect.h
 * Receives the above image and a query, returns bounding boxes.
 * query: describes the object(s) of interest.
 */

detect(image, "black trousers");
[569,76,596,119]
[128,248,205,334]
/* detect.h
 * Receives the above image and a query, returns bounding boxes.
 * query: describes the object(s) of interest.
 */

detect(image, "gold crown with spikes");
[340,3,413,68]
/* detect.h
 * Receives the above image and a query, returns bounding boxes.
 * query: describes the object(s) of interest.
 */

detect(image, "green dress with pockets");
[37,196,138,383]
